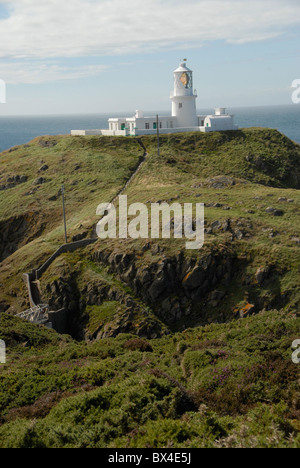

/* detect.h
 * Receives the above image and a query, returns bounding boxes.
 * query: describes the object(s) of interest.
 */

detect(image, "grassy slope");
[0,128,299,447]
[0,135,143,311]
[0,310,299,448]
[118,128,300,321]
[1,129,300,315]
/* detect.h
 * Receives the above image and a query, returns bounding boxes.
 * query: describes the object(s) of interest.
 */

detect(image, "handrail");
[17,304,49,322]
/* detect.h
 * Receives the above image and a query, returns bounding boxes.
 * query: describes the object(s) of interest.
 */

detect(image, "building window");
[179,103,183,109]
[145,123,150,129]
[201,120,204,126]
[121,123,126,130]
[153,122,157,130]
[170,121,173,128]
[160,122,162,128]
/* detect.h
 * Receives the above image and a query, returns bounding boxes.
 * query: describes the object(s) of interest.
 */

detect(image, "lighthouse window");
[179,103,183,109]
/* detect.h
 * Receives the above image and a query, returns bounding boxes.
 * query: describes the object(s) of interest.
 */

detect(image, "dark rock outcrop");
[0,215,45,262]
[0,175,28,191]
[91,245,235,326]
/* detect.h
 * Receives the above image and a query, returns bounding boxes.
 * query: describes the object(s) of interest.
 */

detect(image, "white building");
[71,61,238,137]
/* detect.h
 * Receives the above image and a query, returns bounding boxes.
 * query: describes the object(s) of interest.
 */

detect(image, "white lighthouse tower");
[71,59,239,136]
[170,60,198,128]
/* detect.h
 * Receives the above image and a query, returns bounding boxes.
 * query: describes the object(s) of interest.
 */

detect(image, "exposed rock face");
[255,266,271,285]
[91,245,235,326]
[236,303,256,318]
[0,214,46,262]
[204,176,237,188]
[44,271,167,341]
[38,242,238,341]
[38,139,57,148]
[0,175,28,191]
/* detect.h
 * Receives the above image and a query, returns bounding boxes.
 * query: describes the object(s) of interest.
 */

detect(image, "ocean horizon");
[0,104,299,153]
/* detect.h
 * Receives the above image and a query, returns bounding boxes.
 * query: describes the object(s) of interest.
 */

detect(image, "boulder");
[33,177,46,186]
[211,220,222,232]
[265,207,284,216]
[234,229,244,240]
[38,139,57,148]
[239,303,255,318]
[206,176,235,189]
[255,266,270,285]
[273,209,284,217]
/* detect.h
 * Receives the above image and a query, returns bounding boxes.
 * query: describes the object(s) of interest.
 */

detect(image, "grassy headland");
[0,128,299,447]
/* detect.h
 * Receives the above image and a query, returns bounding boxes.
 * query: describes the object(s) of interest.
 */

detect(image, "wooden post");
[156,114,160,157]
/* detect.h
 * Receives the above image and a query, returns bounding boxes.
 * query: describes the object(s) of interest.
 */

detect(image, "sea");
[0,104,299,153]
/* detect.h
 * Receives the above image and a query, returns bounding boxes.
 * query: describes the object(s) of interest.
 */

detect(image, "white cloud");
[0,0,299,60]
[0,0,299,86]
[0,61,109,84]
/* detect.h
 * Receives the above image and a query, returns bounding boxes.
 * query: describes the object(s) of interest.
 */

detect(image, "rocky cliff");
[0,129,299,338]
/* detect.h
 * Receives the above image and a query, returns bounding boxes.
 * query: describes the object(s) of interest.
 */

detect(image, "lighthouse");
[71,59,238,137]
[170,60,198,128]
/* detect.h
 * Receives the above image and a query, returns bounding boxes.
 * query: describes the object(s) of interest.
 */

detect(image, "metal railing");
[17,304,49,324]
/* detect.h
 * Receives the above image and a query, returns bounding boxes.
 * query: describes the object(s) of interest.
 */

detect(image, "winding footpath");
[20,138,148,328]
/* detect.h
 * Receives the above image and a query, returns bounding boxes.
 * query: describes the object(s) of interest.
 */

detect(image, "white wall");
[171,95,198,127]
[134,116,175,131]
[71,130,102,136]
[204,115,238,131]
[71,129,127,136]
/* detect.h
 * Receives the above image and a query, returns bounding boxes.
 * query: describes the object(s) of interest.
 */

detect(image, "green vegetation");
[85,302,122,335]
[0,310,299,448]
[0,128,299,447]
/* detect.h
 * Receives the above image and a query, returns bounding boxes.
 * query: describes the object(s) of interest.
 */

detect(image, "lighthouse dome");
[174,61,193,73]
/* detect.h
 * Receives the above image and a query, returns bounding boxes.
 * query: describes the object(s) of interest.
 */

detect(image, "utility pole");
[156,114,160,157]
[61,184,68,244]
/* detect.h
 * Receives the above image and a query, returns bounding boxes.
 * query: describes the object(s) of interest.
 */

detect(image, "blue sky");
[0,0,300,115]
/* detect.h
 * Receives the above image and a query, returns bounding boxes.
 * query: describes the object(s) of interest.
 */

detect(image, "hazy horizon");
[0,103,298,119]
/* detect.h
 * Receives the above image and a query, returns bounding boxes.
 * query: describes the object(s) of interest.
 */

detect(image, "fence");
[17,304,49,324]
